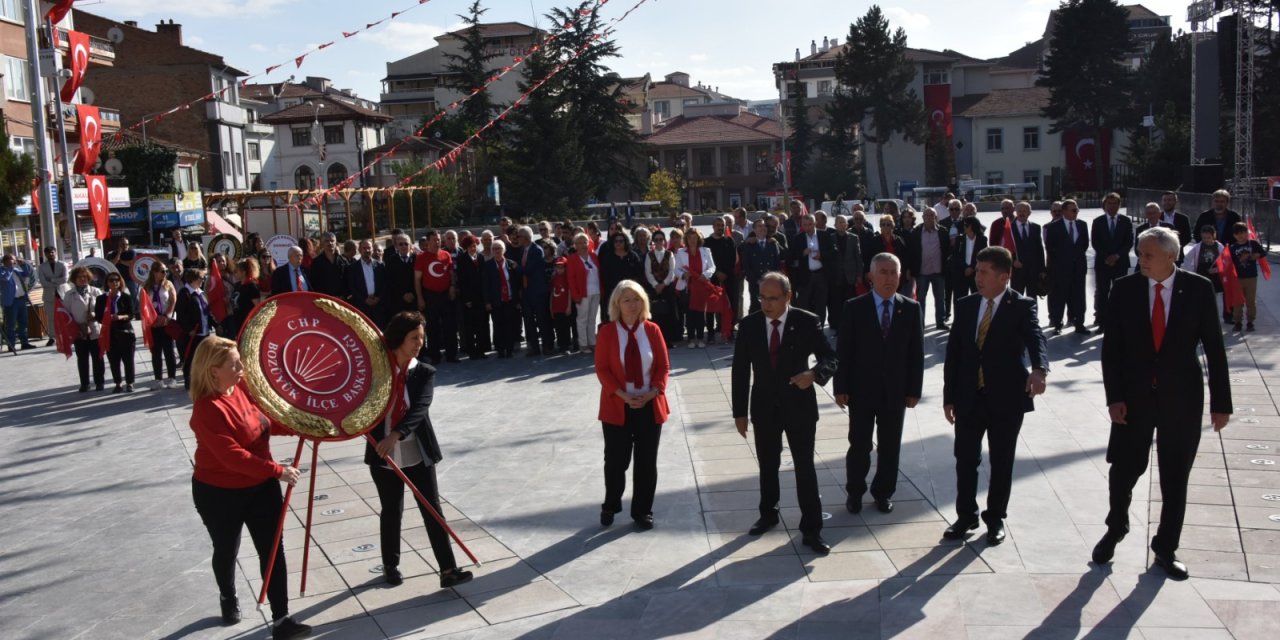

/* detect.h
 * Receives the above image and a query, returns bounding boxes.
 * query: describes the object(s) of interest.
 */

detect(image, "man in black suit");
[732,272,838,554]
[943,246,1049,545]
[834,253,923,514]
[348,239,388,327]
[309,232,349,299]
[937,199,965,321]
[1090,193,1134,330]
[1192,189,1243,247]
[1092,227,1231,580]
[270,246,311,296]
[907,209,950,329]
[1159,191,1193,251]
[1044,199,1091,334]
[1009,201,1045,296]
[385,233,419,315]
[789,215,836,327]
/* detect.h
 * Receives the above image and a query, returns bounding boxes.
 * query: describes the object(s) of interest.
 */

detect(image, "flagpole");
[43,17,83,262]
[23,0,58,258]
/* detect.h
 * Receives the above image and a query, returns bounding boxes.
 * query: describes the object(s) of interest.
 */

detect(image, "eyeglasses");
[758,295,787,303]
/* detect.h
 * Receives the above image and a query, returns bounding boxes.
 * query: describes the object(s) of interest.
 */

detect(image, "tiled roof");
[954,87,1051,118]
[367,136,458,156]
[242,83,322,101]
[795,45,980,65]
[261,96,392,124]
[644,112,781,146]
[101,129,206,157]
[993,37,1045,70]
[445,22,542,40]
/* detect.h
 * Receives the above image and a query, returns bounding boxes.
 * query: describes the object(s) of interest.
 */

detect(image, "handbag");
[163,320,184,341]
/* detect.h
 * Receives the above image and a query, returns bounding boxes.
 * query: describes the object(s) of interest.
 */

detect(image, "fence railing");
[1125,188,1280,250]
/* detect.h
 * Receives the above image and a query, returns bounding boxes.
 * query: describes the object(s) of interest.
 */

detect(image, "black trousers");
[149,327,177,381]
[460,301,491,356]
[552,312,573,350]
[521,296,555,352]
[180,333,208,389]
[106,333,136,385]
[422,290,458,361]
[601,403,663,520]
[846,402,906,501]
[954,393,1025,525]
[826,273,854,330]
[754,417,823,536]
[73,337,105,388]
[490,301,520,355]
[369,463,457,572]
[794,270,828,326]
[1093,265,1126,325]
[191,478,289,621]
[1104,396,1200,557]
[1048,267,1087,327]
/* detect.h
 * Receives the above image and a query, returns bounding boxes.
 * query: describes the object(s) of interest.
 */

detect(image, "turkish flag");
[53,297,77,360]
[61,30,90,103]
[206,256,228,322]
[99,292,116,356]
[86,174,110,240]
[1247,218,1271,280]
[140,287,156,350]
[923,84,953,138]
[1063,128,1112,192]
[1217,248,1245,310]
[46,0,75,23]
[73,105,101,174]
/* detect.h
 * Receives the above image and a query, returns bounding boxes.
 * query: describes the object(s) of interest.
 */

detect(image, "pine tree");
[828,5,926,198]
[786,81,814,191]
[0,117,37,228]
[1123,34,1191,189]
[441,1,500,134]
[1037,0,1134,192]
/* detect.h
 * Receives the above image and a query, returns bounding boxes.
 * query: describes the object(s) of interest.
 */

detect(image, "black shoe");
[78,385,88,393]
[943,518,980,540]
[875,499,894,514]
[526,348,542,357]
[1074,325,1092,335]
[20,343,35,350]
[440,568,474,589]
[986,522,1007,546]
[445,356,461,363]
[271,616,312,640]
[845,498,862,514]
[470,353,488,360]
[1092,530,1125,564]
[748,517,779,536]
[1053,324,1063,335]
[384,566,403,586]
[5,346,13,354]
[801,535,831,555]
[45,339,55,347]
[1234,323,1243,332]
[1152,553,1189,580]
[600,509,615,526]
[112,384,122,394]
[96,383,104,391]
[936,322,949,331]
[634,515,654,530]
[1247,323,1255,331]
[219,596,241,625]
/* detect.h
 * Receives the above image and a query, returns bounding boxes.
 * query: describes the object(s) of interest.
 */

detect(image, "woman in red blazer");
[566,233,604,353]
[594,279,670,530]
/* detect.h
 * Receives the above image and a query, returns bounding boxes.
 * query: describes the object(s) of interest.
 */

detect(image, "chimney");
[795,48,800,62]
[641,109,654,135]
[810,40,817,56]
[124,20,138,28]
[821,36,830,53]
[155,19,183,46]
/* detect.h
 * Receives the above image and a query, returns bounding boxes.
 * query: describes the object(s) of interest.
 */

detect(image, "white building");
[259,95,392,191]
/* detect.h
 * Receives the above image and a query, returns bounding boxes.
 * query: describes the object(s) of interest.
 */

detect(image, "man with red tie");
[1093,227,1231,580]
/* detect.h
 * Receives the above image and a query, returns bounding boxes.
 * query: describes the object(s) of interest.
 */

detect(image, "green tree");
[644,169,680,214]
[393,160,465,227]
[1037,0,1134,192]
[806,98,864,200]
[1123,104,1189,189]
[112,144,178,197]
[1123,34,1191,189]
[828,5,926,198]
[786,79,815,191]
[0,118,37,227]
[441,1,500,134]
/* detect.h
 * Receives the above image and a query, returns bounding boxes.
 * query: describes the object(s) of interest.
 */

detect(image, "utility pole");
[23,0,60,258]
[43,17,82,261]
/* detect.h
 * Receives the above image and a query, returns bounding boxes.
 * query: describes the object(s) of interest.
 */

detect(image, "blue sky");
[86,0,1192,102]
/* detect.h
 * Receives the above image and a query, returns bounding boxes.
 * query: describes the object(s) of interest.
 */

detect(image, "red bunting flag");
[265,64,282,74]
[1246,218,1271,280]
[343,31,357,38]
[318,41,334,50]
[1217,248,1246,310]
[31,175,41,216]
[295,54,307,68]
[206,256,228,322]
[73,105,101,174]
[61,30,90,103]
[86,175,110,240]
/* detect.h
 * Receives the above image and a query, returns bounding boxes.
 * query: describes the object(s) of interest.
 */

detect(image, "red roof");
[644,112,781,146]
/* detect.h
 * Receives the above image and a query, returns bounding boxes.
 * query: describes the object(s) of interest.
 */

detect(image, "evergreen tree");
[786,81,814,191]
[806,97,863,201]
[827,5,926,198]
[1123,34,1191,189]
[1037,0,1134,192]
[0,117,37,228]
[441,1,500,134]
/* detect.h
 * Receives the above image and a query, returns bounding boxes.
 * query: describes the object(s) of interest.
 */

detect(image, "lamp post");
[307,101,325,190]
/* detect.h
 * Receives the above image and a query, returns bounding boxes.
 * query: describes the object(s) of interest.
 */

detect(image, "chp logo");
[131,255,158,285]
[239,292,393,440]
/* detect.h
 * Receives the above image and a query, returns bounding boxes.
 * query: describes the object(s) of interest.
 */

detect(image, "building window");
[695,149,715,177]
[222,151,231,177]
[817,80,833,95]
[8,136,34,156]
[751,147,771,173]
[683,98,701,106]
[1022,171,1040,189]
[0,0,24,22]
[295,166,316,190]
[1022,126,1040,151]
[986,128,1003,152]
[653,101,669,118]
[924,70,950,85]
[326,164,347,188]
[4,56,29,102]
[248,142,260,161]
[724,148,743,175]
[985,171,1004,185]
[177,165,195,192]
[324,125,345,145]
[291,127,311,147]
[234,152,244,176]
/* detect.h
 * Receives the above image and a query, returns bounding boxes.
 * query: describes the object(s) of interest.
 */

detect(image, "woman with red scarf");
[365,311,474,589]
[94,272,136,393]
[594,280,670,530]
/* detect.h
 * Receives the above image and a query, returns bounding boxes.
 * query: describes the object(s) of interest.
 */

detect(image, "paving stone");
[803,550,898,581]
[884,546,990,577]
[714,554,807,586]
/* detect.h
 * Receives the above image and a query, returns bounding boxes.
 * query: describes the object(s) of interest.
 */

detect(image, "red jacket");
[190,383,287,488]
[566,252,602,302]
[594,320,670,426]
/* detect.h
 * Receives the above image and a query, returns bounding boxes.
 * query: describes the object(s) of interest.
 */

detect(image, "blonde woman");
[675,228,716,348]
[566,232,603,353]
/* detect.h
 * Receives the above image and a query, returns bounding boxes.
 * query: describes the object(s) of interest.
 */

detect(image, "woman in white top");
[62,266,105,392]
[143,263,180,389]
[675,228,716,348]
[567,233,603,353]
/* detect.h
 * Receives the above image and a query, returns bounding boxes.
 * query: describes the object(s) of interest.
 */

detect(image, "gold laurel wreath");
[241,298,392,439]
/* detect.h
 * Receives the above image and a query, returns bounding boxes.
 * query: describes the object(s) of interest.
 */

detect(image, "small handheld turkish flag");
[86,175,110,241]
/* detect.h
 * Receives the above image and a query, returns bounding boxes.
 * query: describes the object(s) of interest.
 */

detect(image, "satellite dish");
[104,158,123,176]
[107,27,125,44]
[79,87,94,105]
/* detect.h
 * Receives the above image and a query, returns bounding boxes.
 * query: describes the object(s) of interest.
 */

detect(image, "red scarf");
[623,320,644,391]
[689,249,702,279]
[99,292,117,356]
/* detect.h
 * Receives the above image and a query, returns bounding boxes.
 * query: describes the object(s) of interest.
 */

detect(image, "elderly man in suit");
[834,253,923,514]
[347,239,388,326]
[1044,199,1091,334]
[943,246,1049,545]
[1009,201,1046,296]
[908,208,951,329]
[789,215,836,328]
[1090,192,1134,331]
[270,246,310,295]
[516,226,553,356]
[1092,227,1231,579]
[732,272,838,554]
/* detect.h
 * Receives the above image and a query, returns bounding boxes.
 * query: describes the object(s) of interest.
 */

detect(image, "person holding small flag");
[1228,221,1266,332]
[94,272,136,393]
[62,267,105,392]
[141,263,179,389]
[206,253,231,336]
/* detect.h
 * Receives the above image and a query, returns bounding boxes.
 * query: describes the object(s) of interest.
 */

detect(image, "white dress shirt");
[615,322,654,394]
[361,259,376,296]
[975,289,1008,341]
[805,233,821,271]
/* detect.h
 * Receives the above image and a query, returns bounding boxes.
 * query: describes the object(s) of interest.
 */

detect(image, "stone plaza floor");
[2,209,1279,639]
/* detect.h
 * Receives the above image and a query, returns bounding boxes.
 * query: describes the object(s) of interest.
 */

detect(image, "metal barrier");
[1125,188,1280,250]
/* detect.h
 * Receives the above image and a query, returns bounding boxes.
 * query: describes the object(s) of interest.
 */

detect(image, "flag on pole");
[140,287,156,350]
[53,297,77,360]
[1246,218,1271,280]
[207,258,228,323]
[1217,249,1246,310]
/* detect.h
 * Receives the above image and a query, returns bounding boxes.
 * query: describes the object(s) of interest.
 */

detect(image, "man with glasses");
[386,233,418,316]
[38,246,68,346]
[1045,199,1091,334]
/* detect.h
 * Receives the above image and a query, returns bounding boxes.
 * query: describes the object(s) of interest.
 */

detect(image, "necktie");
[977,298,995,388]
[1069,221,1076,243]
[881,299,892,338]
[295,268,304,292]
[498,263,510,302]
[1152,283,1166,351]
[769,318,781,369]
[623,320,644,390]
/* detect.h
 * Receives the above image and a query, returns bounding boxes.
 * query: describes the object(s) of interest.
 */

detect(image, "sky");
[82,0,1194,102]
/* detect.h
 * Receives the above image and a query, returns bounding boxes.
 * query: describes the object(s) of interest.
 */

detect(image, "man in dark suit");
[834,253,923,514]
[515,227,553,356]
[347,239,388,326]
[482,240,522,358]
[385,233,419,315]
[1009,201,1045,296]
[270,246,311,296]
[1090,192,1134,330]
[732,272,838,554]
[943,246,1049,545]
[1135,202,1177,270]
[1044,199,1091,334]
[937,198,965,321]
[1160,191,1193,251]
[1092,227,1231,579]
[907,209,950,329]
[1192,189,1243,246]
[789,215,837,327]
[309,232,349,299]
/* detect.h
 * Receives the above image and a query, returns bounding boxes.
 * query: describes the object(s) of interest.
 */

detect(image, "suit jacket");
[1044,218,1090,280]
[482,257,522,306]
[988,217,1015,248]
[943,290,1049,416]
[1164,211,1193,249]
[863,234,907,275]
[1101,270,1231,419]
[385,251,418,309]
[594,320,671,425]
[455,251,486,306]
[1090,214,1134,270]
[834,293,923,405]
[949,234,988,273]
[175,287,213,336]
[270,263,311,296]
[1010,220,1046,276]
[907,226,950,276]
[787,231,836,287]
[346,259,388,314]
[364,360,444,467]
[309,252,348,298]
[834,232,864,283]
[731,308,837,425]
[1135,220,1181,265]
[93,291,135,335]
[517,241,550,299]
[1193,209,1242,241]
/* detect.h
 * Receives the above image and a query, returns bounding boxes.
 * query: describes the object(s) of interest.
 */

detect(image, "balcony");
[246,121,273,136]
[55,31,116,67]
[379,88,436,105]
[52,105,122,134]
[206,100,247,126]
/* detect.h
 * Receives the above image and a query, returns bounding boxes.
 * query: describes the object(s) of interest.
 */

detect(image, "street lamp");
[307,100,325,190]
